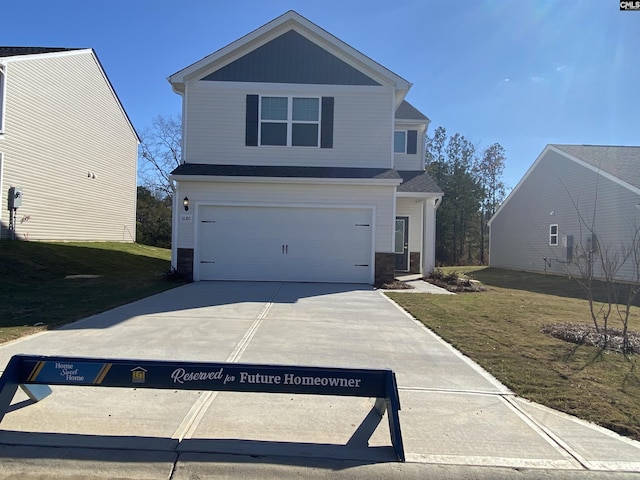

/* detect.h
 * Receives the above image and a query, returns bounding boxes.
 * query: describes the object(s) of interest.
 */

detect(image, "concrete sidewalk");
[0,282,639,479]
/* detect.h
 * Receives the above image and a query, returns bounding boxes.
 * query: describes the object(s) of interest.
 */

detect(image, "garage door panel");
[198,206,372,283]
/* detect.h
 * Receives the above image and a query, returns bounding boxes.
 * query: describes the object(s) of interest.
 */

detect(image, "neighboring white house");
[0,47,139,241]
[489,144,640,281]
[168,11,442,284]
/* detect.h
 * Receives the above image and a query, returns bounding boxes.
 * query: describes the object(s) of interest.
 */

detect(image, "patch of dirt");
[542,323,640,354]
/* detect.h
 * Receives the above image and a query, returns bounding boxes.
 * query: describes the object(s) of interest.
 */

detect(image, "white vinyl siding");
[175,181,394,253]
[490,149,640,281]
[393,122,426,170]
[184,81,393,168]
[0,51,138,241]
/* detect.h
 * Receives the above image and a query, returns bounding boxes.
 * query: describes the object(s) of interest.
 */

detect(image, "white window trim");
[549,224,559,246]
[258,95,321,147]
[394,130,407,154]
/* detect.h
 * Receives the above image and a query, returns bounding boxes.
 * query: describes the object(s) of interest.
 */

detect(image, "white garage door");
[197,206,373,283]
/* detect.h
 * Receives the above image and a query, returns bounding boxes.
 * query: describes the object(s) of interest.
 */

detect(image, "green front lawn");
[387,267,640,441]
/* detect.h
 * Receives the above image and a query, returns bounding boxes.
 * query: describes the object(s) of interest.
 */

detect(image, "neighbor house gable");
[0,48,139,142]
[489,144,640,227]
[551,145,640,193]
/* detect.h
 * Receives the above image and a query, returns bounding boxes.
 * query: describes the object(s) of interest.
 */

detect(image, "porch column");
[422,197,438,274]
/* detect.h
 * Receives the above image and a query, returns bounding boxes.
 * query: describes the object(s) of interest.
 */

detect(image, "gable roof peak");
[168,10,411,94]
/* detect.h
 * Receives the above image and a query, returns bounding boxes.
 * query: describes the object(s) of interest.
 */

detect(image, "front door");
[395,216,409,271]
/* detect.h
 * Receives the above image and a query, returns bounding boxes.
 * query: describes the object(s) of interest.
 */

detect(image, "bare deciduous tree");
[138,114,182,197]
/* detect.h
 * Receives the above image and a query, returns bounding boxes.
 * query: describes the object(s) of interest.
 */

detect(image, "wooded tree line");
[425,126,507,266]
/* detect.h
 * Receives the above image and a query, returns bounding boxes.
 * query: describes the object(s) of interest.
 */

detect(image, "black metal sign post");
[0,354,405,461]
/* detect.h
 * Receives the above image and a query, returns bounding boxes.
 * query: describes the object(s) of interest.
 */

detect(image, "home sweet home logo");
[620,1,640,10]
[131,367,147,384]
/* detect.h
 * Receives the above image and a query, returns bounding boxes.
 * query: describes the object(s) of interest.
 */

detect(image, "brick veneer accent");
[177,248,194,282]
[409,252,421,274]
[375,252,395,286]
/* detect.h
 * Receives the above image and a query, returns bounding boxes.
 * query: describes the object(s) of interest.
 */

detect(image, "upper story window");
[0,65,5,133]
[549,224,558,246]
[260,96,320,147]
[394,129,418,154]
[394,131,406,153]
[246,94,333,149]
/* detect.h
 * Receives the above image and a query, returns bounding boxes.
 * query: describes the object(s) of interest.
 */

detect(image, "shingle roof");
[552,145,640,190]
[171,164,402,181]
[395,100,429,122]
[172,165,444,193]
[397,170,443,194]
[0,46,81,57]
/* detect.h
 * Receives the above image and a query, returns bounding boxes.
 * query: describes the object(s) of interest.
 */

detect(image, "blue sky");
[2,0,638,190]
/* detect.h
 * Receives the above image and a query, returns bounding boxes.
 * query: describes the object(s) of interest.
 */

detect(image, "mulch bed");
[425,278,487,293]
[542,323,640,354]
[380,281,414,290]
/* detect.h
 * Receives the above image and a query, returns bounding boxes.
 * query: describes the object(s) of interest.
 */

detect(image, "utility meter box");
[8,187,23,210]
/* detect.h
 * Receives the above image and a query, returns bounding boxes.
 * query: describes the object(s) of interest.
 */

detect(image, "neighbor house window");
[0,65,5,133]
[259,96,320,147]
[549,224,558,246]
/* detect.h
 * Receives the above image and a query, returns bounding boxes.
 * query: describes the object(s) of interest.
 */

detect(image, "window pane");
[261,123,287,145]
[394,131,406,153]
[292,98,319,121]
[395,220,405,254]
[261,97,288,120]
[292,123,318,146]
[550,224,558,245]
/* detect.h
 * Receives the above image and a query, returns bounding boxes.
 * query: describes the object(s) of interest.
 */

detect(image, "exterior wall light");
[183,196,190,211]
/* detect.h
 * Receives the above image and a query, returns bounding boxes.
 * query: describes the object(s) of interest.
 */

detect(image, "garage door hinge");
[355,264,369,267]
[355,224,370,227]
[200,261,215,264]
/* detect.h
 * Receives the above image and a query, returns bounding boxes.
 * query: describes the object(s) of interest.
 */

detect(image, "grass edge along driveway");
[0,241,183,344]
[387,267,640,442]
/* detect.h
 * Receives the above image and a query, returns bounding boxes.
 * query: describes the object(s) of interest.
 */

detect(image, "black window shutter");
[245,94,259,146]
[407,130,418,154]
[320,97,334,148]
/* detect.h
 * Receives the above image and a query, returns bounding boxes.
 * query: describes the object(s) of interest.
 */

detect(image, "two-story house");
[168,11,442,285]
[0,47,138,241]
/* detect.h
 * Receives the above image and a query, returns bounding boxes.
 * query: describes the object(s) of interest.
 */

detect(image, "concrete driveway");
[0,282,639,479]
